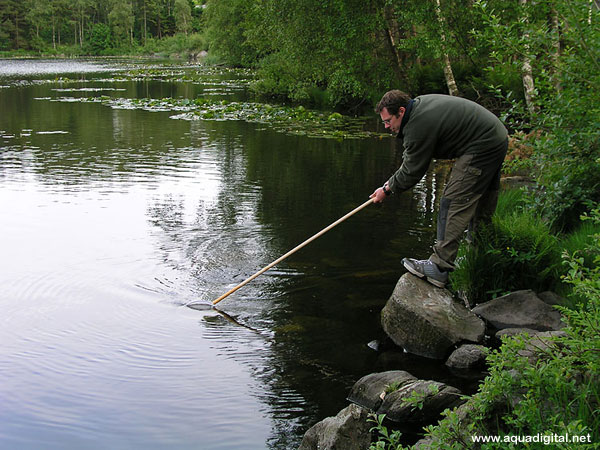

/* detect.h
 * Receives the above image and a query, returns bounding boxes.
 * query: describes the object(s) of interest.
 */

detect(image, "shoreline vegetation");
[2,0,598,448]
[367,194,600,449]
[0,33,207,62]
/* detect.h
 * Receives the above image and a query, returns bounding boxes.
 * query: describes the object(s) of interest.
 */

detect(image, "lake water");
[0,58,462,449]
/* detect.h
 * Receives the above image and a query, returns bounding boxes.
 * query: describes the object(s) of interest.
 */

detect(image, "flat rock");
[378,379,464,424]
[495,327,540,339]
[347,370,417,411]
[537,291,569,306]
[347,370,464,425]
[445,344,488,370]
[472,290,564,331]
[496,329,568,363]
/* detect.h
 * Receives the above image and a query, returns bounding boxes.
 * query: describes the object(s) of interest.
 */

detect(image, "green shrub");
[527,154,600,233]
[561,207,600,308]
[252,52,306,100]
[474,209,600,446]
[401,209,600,449]
[136,33,207,58]
[85,23,113,55]
[493,188,527,217]
[560,219,600,275]
[473,0,600,232]
[450,194,561,305]
[368,414,404,450]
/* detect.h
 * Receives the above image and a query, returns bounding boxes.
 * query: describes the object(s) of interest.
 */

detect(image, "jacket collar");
[398,99,414,138]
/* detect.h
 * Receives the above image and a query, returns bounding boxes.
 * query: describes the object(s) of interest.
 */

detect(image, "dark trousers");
[430,140,508,271]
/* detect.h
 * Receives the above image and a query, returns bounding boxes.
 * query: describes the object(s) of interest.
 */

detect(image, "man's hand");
[370,185,390,203]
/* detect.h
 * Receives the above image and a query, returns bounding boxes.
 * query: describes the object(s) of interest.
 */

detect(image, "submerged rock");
[367,340,380,351]
[381,274,485,359]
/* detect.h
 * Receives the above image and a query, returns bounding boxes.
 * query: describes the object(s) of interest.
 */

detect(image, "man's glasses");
[382,116,393,125]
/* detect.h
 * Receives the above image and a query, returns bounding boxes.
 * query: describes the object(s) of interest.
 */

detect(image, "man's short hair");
[375,90,412,115]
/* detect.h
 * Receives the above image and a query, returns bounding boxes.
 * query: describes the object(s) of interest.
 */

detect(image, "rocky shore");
[298,274,567,449]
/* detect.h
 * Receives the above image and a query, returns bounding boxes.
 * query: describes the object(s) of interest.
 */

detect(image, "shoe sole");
[402,260,447,288]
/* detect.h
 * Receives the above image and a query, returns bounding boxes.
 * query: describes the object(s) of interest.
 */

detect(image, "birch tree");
[174,0,191,35]
[519,0,538,116]
[109,0,135,44]
[434,0,459,95]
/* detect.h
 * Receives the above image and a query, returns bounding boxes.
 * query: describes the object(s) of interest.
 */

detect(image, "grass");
[450,188,561,305]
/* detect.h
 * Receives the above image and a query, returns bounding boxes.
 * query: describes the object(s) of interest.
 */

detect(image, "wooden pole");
[212,198,375,305]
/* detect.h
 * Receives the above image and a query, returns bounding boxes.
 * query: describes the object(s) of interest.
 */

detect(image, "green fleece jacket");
[387,94,508,193]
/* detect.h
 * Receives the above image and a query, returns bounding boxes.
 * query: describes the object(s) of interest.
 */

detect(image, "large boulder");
[297,403,371,450]
[347,370,464,425]
[472,290,564,332]
[381,274,486,359]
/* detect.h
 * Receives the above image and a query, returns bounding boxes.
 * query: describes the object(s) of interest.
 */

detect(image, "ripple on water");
[1,265,276,444]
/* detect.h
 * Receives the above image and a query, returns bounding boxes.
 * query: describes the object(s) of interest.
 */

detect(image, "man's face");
[379,107,405,134]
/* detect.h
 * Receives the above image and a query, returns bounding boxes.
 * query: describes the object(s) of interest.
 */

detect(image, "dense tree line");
[0,0,203,53]
[204,0,599,229]
[1,0,598,227]
[204,0,597,111]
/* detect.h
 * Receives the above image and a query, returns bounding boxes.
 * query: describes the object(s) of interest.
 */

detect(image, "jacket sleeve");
[386,138,435,193]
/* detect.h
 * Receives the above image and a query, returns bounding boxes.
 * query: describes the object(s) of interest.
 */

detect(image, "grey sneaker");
[402,258,448,288]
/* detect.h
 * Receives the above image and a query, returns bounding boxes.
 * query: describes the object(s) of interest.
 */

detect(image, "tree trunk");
[380,5,410,83]
[132,0,135,45]
[550,6,561,92]
[383,5,403,71]
[519,0,538,116]
[15,15,19,48]
[521,52,537,116]
[80,8,84,47]
[434,0,459,96]
[413,26,421,66]
[442,53,459,96]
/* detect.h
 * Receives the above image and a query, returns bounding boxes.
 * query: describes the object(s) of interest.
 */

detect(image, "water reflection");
[0,60,461,450]
[0,58,126,76]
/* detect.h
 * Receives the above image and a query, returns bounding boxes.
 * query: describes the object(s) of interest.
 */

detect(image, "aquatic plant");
[48,95,384,140]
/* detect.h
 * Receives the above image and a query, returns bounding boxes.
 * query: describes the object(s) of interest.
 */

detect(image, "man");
[370,90,508,288]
